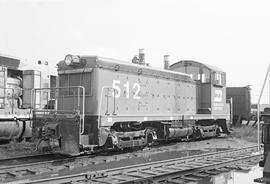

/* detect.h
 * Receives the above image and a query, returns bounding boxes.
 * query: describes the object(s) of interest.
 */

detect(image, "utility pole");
[257,64,270,151]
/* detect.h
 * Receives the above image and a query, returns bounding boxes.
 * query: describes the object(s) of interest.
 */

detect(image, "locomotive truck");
[32,54,231,155]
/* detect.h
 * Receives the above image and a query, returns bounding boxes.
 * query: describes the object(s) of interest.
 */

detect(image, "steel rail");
[0,153,66,168]
[6,146,261,184]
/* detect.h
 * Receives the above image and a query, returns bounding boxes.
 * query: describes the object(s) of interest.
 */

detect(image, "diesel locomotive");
[0,55,56,143]
[0,57,31,143]
[32,53,231,155]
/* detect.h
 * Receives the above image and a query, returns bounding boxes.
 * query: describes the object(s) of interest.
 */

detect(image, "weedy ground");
[231,125,259,143]
[0,141,36,159]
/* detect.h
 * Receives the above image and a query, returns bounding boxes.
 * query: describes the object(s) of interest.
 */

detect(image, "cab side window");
[213,72,225,86]
[185,66,200,81]
[201,68,210,83]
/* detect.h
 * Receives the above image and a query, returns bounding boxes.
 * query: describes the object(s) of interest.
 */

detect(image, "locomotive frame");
[32,55,231,155]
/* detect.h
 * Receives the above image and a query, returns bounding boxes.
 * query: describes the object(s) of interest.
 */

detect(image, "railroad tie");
[194,161,213,166]
[0,172,16,181]
[92,177,122,184]
[225,165,240,169]
[166,178,185,184]
[191,172,210,178]
[180,175,201,181]
[150,168,172,173]
[187,162,206,167]
[235,164,252,171]
[164,166,184,171]
[213,167,230,172]
[203,170,221,175]
[111,175,139,182]
[140,170,160,176]
[175,164,195,170]
[124,171,153,178]
[7,169,36,178]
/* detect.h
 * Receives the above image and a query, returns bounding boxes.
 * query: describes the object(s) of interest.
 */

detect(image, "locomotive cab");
[170,60,231,134]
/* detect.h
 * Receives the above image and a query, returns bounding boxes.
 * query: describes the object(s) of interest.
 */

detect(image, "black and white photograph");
[0,0,269,183]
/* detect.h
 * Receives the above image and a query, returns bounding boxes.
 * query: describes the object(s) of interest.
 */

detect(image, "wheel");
[145,129,155,146]
[216,127,221,137]
[191,127,201,140]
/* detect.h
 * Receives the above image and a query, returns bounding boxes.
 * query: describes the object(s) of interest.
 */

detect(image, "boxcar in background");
[226,86,251,125]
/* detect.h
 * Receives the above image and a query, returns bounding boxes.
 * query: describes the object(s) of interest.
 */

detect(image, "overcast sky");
[0,0,270,103]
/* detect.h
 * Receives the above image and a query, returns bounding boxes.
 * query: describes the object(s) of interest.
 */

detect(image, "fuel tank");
[0,120,24,141]
[168,127,193,139]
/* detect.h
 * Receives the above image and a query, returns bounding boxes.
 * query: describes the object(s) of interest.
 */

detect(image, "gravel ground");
[0,141,37,159]
[0,134,259,178]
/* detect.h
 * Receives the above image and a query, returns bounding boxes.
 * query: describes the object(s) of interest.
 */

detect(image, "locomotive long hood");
[57,55,195,83]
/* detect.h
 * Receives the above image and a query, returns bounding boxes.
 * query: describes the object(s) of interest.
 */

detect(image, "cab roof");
[170,60,224,73]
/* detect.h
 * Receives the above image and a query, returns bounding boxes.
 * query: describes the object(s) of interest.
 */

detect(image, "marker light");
[64,55,81,66]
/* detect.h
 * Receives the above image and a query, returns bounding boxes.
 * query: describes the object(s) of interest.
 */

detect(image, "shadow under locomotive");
[32,54,231,155]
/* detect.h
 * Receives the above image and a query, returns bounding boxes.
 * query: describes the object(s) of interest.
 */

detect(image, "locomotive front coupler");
[35,123,61,152]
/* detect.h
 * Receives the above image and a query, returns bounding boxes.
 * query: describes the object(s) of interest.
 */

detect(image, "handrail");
[98,86,116,128]
[31,86,85,134]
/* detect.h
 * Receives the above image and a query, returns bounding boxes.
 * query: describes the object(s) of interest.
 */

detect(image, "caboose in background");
[32,52,231,155]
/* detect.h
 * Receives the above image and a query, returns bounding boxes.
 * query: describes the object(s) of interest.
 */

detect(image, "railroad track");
[0,135,230,168]
[0,139,229,183]
[0,147,178,183]
[2,146,262,184]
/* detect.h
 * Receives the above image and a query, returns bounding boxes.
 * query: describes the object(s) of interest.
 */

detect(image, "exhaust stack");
[132,49,149,66]
[164,55,170,70]
[139,48,145,65]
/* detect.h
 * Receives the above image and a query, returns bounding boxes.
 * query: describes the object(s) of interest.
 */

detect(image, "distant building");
[251,104,270,113]
[0,54,20,69]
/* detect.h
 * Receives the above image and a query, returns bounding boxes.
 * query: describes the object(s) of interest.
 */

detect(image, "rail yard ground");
[0,125,257,160]
[0,126,260,184]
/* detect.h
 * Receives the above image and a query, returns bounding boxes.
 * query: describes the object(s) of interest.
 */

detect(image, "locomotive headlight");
[64,54,81,66]
[64,55,73,66]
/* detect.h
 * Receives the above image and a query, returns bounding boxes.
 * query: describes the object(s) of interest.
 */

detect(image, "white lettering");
[112,80,121,98]
[133,83,141,99]
[124,81,130,98]
[112,80,141,99]
[214,89,222,102]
